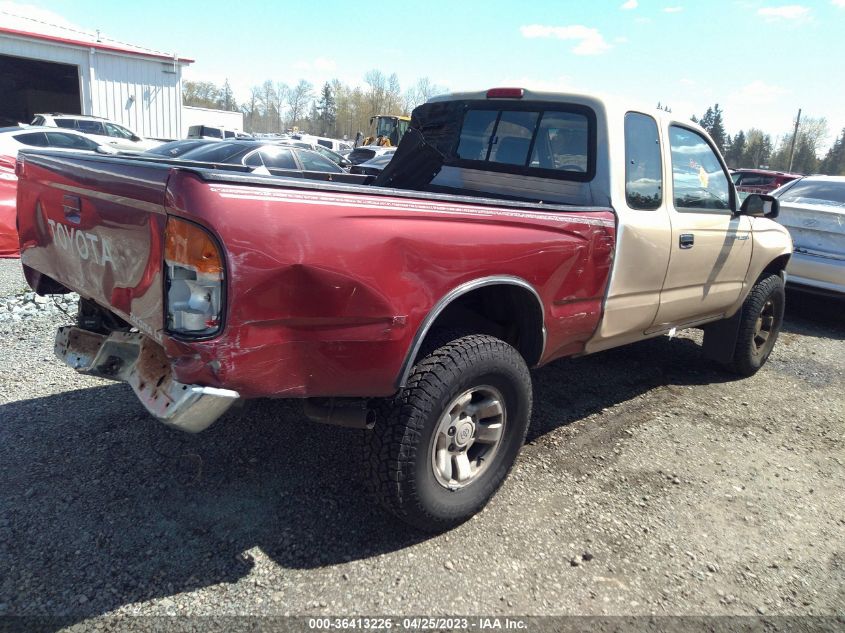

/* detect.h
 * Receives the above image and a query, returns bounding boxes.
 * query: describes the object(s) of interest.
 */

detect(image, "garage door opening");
[0,54,81,127]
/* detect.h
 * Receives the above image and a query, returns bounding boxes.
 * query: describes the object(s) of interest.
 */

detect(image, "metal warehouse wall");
[0,33,186,139]
[90,51,183,140]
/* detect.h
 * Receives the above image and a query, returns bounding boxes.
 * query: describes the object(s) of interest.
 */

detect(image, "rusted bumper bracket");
[54,326,239,433]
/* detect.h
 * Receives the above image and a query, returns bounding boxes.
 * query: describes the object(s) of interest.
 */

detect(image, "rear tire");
[725,273,785,376]
[363,335,532,532]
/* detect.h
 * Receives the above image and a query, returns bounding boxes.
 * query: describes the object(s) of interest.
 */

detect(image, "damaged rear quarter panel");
[163,172,615,398]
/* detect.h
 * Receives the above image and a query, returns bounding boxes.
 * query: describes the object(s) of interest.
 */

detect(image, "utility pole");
[787,108,802,172]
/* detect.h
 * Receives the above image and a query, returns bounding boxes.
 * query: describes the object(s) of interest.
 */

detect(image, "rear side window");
[317,139,332,148]
[46,132,99,150]
[31,116,45,126]
[14,132,49,147]
[243,147,297,169]
[296,149,342,172]
[624,112,662,210]
[75,120,106,135]
[454,105,593,179]
[55,119,77,129]
[224,130,235,138]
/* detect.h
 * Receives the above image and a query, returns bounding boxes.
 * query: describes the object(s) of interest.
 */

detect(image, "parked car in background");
[31,113,160,153]
[178,140,346,174]
[290,134,352,153]
[140,139,218,158]
[186,125,251,141]
[772,176,845,296]
[278,139,352,168]
[0,126,117,258]
[349,151,395,176]
[347,145,396,165]
[731,169,801,202]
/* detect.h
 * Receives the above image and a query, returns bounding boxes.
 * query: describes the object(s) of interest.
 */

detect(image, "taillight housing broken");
[164,217,224,337]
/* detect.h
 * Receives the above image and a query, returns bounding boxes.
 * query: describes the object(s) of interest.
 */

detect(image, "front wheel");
[725,273,785,376]
[362,335,532,532]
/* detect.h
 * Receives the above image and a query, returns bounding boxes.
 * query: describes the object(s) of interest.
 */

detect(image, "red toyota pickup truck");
[16,89,792,531]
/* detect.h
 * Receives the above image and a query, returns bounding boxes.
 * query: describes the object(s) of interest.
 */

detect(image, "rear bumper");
[786,251,845,295]
[55,326,239,432]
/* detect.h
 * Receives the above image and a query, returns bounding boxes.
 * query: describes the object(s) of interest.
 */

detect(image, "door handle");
[679,234,694,249]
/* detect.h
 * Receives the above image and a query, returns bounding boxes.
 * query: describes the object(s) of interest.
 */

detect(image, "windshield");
[779,180,845,207]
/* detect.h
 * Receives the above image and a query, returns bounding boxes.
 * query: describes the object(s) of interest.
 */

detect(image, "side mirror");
[740,193,779,219]
[131,135,141,142]
[340,158,351,168]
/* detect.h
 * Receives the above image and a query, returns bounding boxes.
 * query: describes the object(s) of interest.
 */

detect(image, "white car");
[772,176,845,296]
[0,126,119,157]
[30,114,160,153]
[292,134,352,153]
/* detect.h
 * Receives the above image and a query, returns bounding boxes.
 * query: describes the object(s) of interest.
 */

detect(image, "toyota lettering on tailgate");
[46,219,115,266]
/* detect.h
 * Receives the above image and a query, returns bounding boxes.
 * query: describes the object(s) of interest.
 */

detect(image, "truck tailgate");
[16,152,170,338]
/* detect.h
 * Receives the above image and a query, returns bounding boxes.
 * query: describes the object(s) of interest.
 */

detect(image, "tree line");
[182,71,443,140]
[692,104,845,176]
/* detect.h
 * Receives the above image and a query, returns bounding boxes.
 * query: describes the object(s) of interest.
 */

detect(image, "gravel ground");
[0,258,843,628]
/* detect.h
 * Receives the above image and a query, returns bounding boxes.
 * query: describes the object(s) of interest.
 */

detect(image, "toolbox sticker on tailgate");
[47,219,115,266]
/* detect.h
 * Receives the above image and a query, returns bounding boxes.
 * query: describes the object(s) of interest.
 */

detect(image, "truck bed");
[17,150,616,399]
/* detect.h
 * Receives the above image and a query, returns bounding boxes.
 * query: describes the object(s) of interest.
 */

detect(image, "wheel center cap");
[454,418,475,447]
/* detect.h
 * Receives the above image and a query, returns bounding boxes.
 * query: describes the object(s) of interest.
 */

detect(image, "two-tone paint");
[17,152,616,399]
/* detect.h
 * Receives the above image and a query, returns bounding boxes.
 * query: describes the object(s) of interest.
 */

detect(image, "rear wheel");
[725,273,785,376]
[363,335,532,532]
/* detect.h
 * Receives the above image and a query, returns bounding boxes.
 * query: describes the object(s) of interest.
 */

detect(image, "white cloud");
[614,36,630,44]
[0,0,81,30]
[621,0,638,9]
[679,78,696,86]
[520,24,612,55]
[831,0,845,6]
[729,80,788,106]
[757,4,811,20]
[663,6,684,13]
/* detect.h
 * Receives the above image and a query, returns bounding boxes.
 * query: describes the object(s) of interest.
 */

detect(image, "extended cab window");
[454,106,592,178]
[669,126,730,212]
[625,112,662,210]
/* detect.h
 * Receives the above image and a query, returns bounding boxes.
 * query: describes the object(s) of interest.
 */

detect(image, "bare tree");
[287,79,313,129]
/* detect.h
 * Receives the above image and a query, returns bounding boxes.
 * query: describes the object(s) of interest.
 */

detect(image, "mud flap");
[701,310,743,364]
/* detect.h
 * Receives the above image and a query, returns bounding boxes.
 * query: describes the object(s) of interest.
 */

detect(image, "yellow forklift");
[360,115,411,147]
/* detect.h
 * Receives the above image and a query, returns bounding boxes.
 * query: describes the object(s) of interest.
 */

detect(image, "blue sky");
[4,0,845,150]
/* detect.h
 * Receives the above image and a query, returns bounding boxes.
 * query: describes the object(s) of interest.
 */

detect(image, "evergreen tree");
[819,128,845,175]
[317,82,337,137]
[725,130,746,167]
[695,104,726,152]
[217,80,237,112]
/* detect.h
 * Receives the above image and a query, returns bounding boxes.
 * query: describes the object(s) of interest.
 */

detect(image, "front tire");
[363,335,532,532]
[726,273,785,376]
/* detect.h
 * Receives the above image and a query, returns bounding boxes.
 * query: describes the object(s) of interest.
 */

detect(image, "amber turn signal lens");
[164,217,223,274]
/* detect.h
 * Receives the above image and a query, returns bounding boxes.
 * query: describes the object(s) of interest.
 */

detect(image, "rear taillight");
[486,87,524,99]
[164,217,224,337]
